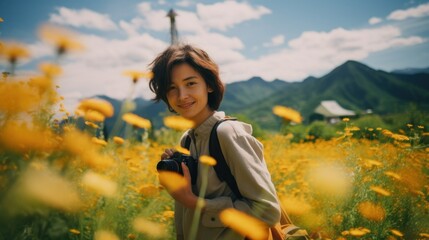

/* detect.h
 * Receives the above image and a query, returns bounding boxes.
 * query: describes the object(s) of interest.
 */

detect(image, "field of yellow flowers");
[1,24,428,240]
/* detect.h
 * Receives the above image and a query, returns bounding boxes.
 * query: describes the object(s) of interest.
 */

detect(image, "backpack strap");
[209,118,243,199]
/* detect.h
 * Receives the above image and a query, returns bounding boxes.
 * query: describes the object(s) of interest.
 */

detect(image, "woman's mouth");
[179,102,194,109]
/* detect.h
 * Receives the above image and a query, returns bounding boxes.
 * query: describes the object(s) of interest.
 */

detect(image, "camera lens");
[156,159,180,172]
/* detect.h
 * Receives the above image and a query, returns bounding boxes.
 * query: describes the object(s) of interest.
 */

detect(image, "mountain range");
[96,60,429,133]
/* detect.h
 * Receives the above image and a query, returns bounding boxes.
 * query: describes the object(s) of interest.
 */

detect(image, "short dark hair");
[149,44,224,112]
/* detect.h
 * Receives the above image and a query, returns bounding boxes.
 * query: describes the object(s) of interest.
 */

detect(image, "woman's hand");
[161,148,175,160]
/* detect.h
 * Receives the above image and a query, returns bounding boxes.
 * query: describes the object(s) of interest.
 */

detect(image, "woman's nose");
[178,88,189,100]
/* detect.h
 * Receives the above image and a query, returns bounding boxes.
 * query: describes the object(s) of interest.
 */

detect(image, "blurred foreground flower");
[307,163,352,197]
[219,208,268,240]
[0,81,41,113]
[0,41,30,65]
[133,217,167,238]
[123,70,153,84]
[78,98,114,118]
[82,171,117,197]
[199,155,217,166]
[94,230,119,240]
[158,171,187,193]
[163,115,194,130]
[122,113,151,129]
[62,129,114,168]
[39,62,62,78]
[38,24,84,55]
[4,168,82,213]
[272,105,303,124]
[0,122,57,152]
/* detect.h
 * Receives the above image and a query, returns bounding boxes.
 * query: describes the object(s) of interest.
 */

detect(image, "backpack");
[184,118,310,240]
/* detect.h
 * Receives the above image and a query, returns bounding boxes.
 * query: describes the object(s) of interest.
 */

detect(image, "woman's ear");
[208,87,214,93]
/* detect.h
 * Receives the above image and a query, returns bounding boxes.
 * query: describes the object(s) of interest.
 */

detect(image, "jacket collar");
[190,111,225,139]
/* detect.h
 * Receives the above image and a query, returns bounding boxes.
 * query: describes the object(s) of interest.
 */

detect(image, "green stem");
[189,165,209,240]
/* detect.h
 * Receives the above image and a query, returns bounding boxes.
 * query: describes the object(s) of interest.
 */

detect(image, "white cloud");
[368,17,382,25]
[137,2,169,31]
[176,0,194,7]
[49,7,117,31]
[196,1,271,31]
[387,2,429,20]
[219,25,425,83]
[263,35,285,47]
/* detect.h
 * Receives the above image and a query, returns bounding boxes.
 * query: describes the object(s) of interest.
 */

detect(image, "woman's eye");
[187,81,196,86]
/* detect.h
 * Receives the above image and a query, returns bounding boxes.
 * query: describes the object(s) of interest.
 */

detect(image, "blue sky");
[1,0,429,110]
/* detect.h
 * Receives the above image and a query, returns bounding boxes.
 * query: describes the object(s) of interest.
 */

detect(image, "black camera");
[156,152,198,185]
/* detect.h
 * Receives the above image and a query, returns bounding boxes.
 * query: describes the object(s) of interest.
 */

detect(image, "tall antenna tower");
[167,9,178,45]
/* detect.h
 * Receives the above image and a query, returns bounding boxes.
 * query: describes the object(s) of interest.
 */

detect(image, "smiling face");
[167,63,214,127]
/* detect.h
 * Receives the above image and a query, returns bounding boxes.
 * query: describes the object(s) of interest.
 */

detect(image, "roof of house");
[314,100,356,117]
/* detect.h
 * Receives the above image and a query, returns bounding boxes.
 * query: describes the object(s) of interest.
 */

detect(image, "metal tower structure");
[167,9,178,45]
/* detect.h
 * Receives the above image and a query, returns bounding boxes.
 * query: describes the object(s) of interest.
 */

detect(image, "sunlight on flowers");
[279,196,312,216]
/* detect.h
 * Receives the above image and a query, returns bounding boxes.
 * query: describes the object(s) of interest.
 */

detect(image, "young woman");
[149,44,280,240]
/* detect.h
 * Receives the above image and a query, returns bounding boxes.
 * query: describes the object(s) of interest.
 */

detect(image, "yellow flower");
[38,24,84,55]
[94,230,119,240]
[175,146,190,155]
[358,201,385,221]
[132,217,166,238]
[0,17,3,22]
[69,229,81,235]
[84,110,105,122]
[123,70,153,84]
[62,129,114,168]
[85,121,99,129]
[158,171,187,193]
[420,233,429,238]
[138,184,159,197]
[219,208,268,240]
[0,81,41,113]
[0,41,30,64]
[78,98,114,117]
[199,155,217,166]
[122,113,151,129]
[0,122,57,152]
[349,228,370,237]
[10,168,82,212]
[91,137,107,146]
[162,210,175,219]
[390,229,404,237]
[39,62,62,78]
[113,136,125,145]
[280,196,312,216]
[342,118,350,122]
[370,186,391,196]
[272,105,303,124]
[82,171,117,197]
[391,134,409,141]
[163,115,194,130]
[384,171,402,181]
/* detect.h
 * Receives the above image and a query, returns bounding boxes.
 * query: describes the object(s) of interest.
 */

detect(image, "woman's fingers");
[161,148,175,160]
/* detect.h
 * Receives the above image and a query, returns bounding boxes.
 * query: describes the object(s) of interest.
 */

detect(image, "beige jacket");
[175,111,280,240]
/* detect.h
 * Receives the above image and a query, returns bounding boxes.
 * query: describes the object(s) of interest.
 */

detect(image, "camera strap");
[184,118,243,199]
